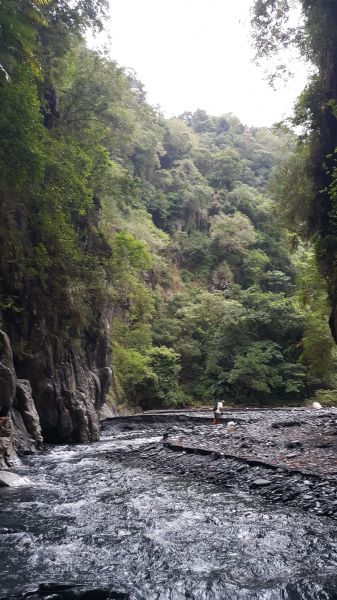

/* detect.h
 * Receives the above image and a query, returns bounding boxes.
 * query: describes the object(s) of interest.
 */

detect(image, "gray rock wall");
[16,334,112,443]
[0,331,16,414]
[0,320,111,452]
[0,331,43,467]
[0,299,113,453]
[0,326,112,465]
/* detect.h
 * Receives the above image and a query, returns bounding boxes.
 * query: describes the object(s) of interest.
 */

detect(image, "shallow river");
[2,425,337,599]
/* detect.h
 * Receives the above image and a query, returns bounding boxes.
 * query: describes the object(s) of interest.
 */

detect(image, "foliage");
[251,0,337,348]
[1,0,334,412]
[0,0,51,81]
[311,389,337,407]
[135,347,183,410]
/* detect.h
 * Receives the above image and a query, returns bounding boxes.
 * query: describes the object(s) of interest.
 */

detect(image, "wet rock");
[0,416,13,454]
[0,333,18,467]
[15,379,43,446]
[286,440,302,449]
[0,331,16,413]
[101,408,337,519]
[0,470,30,487]
[0,333,44,465]
[251,479,272,487]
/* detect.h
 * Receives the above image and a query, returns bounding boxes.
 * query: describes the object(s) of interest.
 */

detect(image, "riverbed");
[2,414,337,599]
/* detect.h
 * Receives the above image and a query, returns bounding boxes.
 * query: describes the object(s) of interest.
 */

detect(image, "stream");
[2,420,337,599]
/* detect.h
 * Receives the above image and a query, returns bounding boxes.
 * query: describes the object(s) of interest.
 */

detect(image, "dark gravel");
[103,407,337,518]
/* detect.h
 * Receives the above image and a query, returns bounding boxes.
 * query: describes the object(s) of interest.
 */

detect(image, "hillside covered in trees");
[1,0,336,444]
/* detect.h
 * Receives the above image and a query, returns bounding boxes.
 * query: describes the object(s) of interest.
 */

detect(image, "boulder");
[0,470,30,487]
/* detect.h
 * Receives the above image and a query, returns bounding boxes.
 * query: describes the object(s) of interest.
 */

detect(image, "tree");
[252,0,337,343]
[210,212,256,265]
[207,148,242,190]
[0,0,51,82]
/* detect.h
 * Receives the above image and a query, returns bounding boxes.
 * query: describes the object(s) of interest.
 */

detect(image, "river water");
[2,424,337,599]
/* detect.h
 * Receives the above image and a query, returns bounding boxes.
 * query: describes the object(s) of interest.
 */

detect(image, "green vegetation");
[251,0,337,405]
[1,0,336,412]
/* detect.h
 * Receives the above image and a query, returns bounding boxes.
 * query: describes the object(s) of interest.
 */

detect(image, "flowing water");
[2,424,337,599]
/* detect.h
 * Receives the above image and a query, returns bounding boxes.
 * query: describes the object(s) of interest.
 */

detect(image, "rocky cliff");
[0,331,41,467]
[0,325,112,467]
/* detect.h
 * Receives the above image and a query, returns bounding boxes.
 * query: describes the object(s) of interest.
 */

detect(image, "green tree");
[0,0,51,81]
[207,148,242,190]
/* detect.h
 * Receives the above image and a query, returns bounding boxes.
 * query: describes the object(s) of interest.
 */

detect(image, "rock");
[10,409,37,455]
[251,478,272,487]
[0,333,45,464]
[99,403,117,421]
[0,470,30,487]
[0,433,18,469]
[312,401,322,409]
[6,315,113,443]
[286,440,302,449]
[0,331,16,413]
[272,420,302,429]
[0,332,19,467]
[15,380,43,446]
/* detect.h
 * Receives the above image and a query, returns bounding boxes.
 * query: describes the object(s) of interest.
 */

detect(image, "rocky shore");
[103,407,337,519]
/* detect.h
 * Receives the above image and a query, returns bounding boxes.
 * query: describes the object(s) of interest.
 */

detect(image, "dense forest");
[1,0,337,436]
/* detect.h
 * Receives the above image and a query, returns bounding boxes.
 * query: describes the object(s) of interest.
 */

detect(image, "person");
[213,400,224,424]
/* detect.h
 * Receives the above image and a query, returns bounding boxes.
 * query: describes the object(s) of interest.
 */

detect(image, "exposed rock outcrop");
[0,330,44,466]
[12,379,43,451]
[0,323,114,462]
[0,330,16,414]
[0,283,114,448]
[15,332,112,443]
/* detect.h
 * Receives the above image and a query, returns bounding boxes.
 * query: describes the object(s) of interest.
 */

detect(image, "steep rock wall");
[15,331,112,443]
[0,331,43,467]
[0,323,113,466]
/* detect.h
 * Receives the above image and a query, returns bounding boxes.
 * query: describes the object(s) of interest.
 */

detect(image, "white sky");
[90,0,308,127]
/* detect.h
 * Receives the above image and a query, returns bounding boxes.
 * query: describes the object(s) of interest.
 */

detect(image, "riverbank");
[103,407,337,519]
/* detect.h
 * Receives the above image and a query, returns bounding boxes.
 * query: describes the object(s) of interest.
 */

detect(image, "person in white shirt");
[213,400,224,425]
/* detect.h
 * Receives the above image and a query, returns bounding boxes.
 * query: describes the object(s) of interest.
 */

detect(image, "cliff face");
[0,323,112,467]
[15,328,112,444]
[0,330,41,467]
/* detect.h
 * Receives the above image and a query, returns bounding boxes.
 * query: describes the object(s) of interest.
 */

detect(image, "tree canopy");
[0,0,336,411]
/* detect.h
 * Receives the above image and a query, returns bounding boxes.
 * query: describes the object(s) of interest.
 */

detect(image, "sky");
[90,0,308,127]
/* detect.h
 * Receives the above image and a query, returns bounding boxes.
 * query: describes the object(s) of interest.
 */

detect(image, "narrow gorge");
[2,1,337,599]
